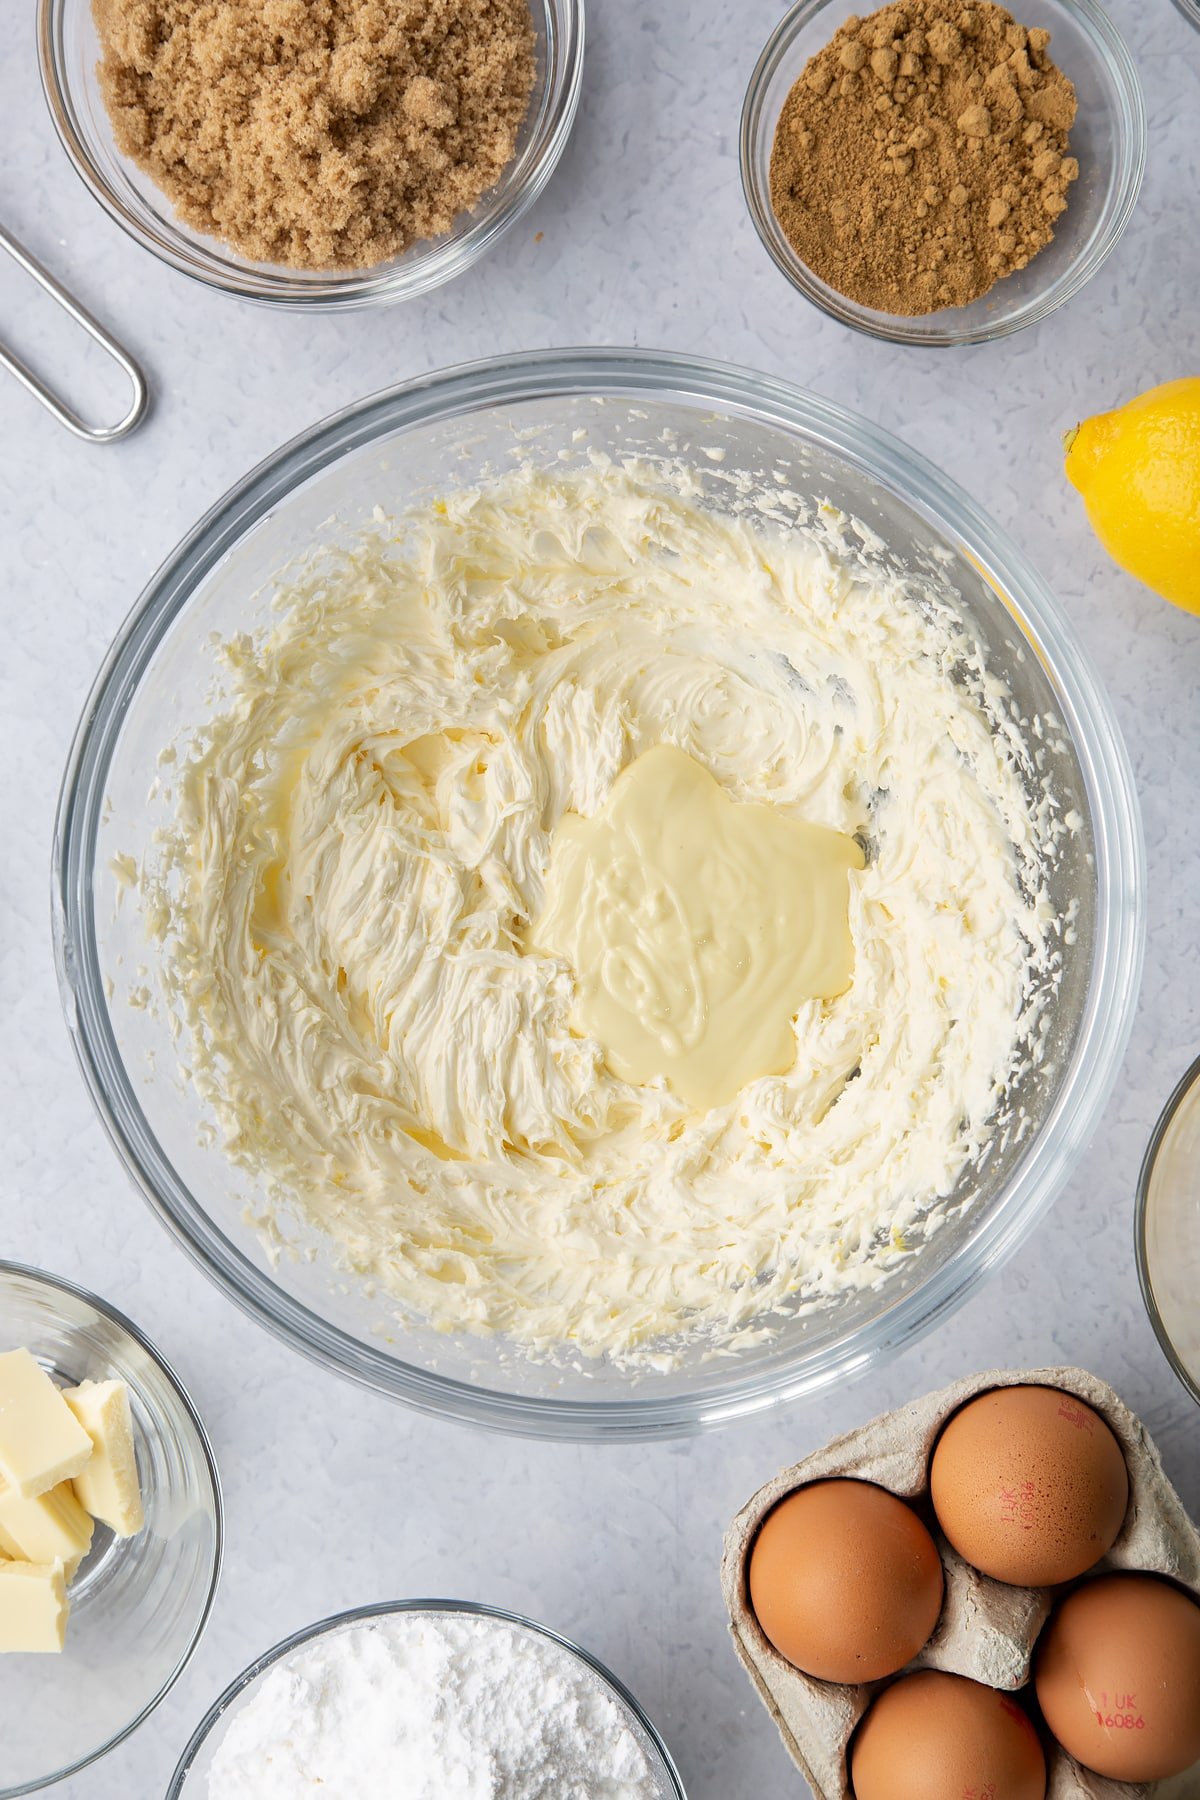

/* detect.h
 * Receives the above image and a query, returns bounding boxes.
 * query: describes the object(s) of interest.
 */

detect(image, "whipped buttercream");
[141,463,1064,1364]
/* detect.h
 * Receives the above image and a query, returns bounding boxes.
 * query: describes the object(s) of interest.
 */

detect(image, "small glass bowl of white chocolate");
[0,1261,221,1796]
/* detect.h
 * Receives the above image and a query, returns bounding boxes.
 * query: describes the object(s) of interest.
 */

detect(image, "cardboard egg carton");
[721,1366,1200,1800]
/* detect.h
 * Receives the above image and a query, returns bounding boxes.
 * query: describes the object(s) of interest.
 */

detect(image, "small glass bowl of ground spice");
[38,0,583,309]
[741,0,1143,345]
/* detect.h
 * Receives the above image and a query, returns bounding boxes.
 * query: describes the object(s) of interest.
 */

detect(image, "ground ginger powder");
[769,1,1078,316]
[93,0,536,270]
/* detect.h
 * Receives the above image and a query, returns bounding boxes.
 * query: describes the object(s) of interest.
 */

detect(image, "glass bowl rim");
[738,0,1147,347]
[53,344,1146,1442]
[35,0,586,310]
[164,1596,688,1798]
[0,1258,223,1799]
[1170,0,1200,29]
[1134,1051,1200,1410]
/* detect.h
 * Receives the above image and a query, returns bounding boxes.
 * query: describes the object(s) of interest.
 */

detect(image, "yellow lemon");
[1064,377,1200,616]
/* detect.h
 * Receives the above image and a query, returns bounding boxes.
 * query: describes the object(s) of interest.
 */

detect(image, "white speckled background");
[2,1,1198,1795]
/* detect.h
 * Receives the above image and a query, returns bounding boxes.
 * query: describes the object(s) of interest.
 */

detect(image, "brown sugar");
[768,1,1079,316]
[92,0,537,270]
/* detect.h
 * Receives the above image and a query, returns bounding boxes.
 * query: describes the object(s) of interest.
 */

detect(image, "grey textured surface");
[1,1,1198,1796]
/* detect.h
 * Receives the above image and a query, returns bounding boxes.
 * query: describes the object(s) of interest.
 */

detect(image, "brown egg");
[851,1671,1046,1800]
[929,1385,1129,1585]
[747,1478,943,1684]
[1034,1574,1200,1780]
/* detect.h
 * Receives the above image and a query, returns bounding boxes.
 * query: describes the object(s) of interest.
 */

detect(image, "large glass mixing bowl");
[53,350,1145,1440]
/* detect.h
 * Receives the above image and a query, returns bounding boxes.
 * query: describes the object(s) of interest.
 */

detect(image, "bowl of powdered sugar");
[166,1599,687,1800]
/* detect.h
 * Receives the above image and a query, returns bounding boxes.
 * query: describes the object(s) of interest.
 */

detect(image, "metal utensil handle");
[0,223,148,444]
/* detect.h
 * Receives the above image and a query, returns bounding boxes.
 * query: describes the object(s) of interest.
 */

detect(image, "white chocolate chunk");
[0,1560,69,1653]
[0,1481,94,1580]
[0,1350,93,1498]
[64,1380,144,1538]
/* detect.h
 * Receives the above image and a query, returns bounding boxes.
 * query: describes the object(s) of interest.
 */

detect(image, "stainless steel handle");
[0,223,148,444]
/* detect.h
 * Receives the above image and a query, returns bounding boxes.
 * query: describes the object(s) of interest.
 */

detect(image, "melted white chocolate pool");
[529,745,864,1109]
[139,462,1064,1366]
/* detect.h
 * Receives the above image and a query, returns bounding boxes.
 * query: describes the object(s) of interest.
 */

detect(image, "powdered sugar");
[205,1611,666,1799]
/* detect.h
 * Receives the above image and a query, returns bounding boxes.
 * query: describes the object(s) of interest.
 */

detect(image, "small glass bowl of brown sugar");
[38,0,583,309]
[741,0,1144,346]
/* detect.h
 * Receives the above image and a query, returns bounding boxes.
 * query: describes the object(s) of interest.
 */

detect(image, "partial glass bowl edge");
[1136,1053,1200,1410]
